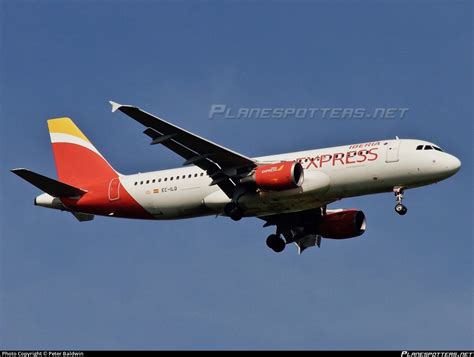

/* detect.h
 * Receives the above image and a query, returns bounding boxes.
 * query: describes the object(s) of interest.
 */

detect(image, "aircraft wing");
[110,101,256,198]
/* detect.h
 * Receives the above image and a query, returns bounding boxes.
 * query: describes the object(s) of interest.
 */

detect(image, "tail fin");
[47,118,117,187]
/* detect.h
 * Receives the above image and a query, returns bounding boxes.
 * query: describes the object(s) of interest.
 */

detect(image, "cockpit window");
[417,144,443,151]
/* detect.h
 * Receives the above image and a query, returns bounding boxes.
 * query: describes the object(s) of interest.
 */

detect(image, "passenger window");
[164,178,167,182]
[416,145,423,150]
[182,175,185,179]
[158,178,162,183]
[152,179,156,183]
[194,173,198,177]
[176,176,179,180]
[140,181,143,185]
[188,174,192,178]
[146,180,149,184]
[200,173,204,176]
[170,177,173,181]
[134,182,137,186]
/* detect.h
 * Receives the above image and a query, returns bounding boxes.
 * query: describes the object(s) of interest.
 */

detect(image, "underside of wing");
[260,207,323,254]
[260,207,323,228]
[260,205,367,254]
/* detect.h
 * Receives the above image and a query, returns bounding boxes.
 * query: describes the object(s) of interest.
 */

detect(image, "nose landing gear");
[395,203,407,215]
[393,187,407,215]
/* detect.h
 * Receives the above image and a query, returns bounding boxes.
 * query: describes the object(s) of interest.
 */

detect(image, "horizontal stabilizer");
[10,168,87,197]
[72,212,95,222]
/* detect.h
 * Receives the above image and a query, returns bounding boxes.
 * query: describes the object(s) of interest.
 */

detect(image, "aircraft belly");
[152,184,216,219]
[243,196,330,216]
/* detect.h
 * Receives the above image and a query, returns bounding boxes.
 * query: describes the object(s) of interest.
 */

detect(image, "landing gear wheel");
[230,209,243,221]
[224,202,244,221]
[266,234,286,253]
[395,203,407,215]
[393,187,407,216]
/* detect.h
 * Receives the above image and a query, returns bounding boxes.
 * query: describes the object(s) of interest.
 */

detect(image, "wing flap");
[294,234,321,254]
[143,122,222,173]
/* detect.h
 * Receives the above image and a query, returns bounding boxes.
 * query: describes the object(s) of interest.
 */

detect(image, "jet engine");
[242,161,304,191]
[317,209,366,239]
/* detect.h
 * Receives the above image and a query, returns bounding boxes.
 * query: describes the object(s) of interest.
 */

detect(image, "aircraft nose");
[444,154,461,176]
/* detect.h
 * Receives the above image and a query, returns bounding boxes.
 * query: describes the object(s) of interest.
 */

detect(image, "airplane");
[11,101,461,254]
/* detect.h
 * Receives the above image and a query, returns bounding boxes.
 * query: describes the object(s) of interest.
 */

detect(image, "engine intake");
[243,161,304,191]
[318,209,366,239]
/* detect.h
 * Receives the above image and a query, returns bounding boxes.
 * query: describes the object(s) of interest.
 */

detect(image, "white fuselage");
[118,139,461,219]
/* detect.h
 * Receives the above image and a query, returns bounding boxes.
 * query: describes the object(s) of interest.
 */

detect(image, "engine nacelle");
[242,161,304,191]
[317,209,366,239]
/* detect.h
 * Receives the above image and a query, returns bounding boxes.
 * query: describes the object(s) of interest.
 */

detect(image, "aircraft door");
[108,178,121,201]
[385,140,401,163]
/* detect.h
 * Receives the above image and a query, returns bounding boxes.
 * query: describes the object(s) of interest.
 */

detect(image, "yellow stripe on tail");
[47,118,90,143]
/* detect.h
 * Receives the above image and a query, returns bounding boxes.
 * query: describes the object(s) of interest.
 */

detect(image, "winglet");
[109,101,122,113]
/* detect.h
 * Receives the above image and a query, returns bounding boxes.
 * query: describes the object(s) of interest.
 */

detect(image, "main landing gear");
[393,187,408,215]
[224,202,244,221]
[266,234,286,253]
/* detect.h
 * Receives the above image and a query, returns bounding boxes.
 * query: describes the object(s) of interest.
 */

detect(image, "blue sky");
[0,0,472,350]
